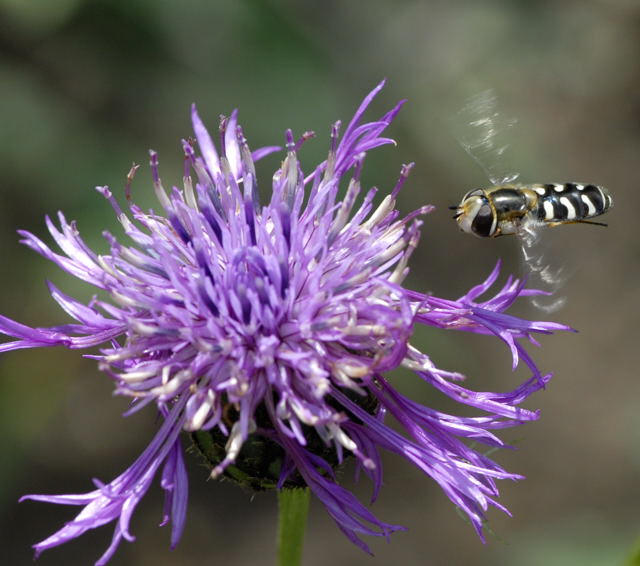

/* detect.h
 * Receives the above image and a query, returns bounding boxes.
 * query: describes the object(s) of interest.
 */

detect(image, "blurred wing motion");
[518,218,568,312]
[451,91,613,313]
[452,89,518,185]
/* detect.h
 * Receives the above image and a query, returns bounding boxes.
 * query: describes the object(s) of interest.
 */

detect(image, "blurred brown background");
[0,1,638,565]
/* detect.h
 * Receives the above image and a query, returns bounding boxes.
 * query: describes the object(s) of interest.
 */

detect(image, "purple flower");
[1,81,569,564]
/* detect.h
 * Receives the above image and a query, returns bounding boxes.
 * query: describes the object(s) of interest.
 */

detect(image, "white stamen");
[335,360,369,379]
[331,177,361,235]
[328,423,357,452]
[116,213,136,233]
[389,230,420,285]
[373,234,406,264]
[119,368,157,382]
[97,256,119,278]
[290,398,319,425]
[210,420,256,479]
[332,367,367,394]
[151,368,192,397]
[345,324,387,336]
[152,178,173,211]
[185,394,215,431]
[130,320,161,336]
[362,195,395,232]
[183,175,198,210]
[111,291,142,308]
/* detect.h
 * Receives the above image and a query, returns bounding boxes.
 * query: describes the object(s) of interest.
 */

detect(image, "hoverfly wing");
[453,89,519,185]
[517,216,568,313]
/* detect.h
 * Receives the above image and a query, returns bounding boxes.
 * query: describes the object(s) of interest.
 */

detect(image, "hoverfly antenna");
[448,205,461,219]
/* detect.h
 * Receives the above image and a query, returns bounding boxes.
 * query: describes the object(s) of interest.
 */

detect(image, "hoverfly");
[450,90,613,312]
[452,182,612,238]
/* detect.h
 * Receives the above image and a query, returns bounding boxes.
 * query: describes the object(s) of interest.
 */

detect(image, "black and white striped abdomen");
[531,183,613,223]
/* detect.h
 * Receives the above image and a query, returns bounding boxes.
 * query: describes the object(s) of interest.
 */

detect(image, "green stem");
[277,487,310,566]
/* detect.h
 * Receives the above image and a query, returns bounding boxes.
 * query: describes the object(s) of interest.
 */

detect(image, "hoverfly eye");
[471,203,495,237]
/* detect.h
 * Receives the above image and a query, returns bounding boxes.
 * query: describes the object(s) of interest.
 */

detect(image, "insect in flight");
[450,90,613,311]
[451,181,613,239]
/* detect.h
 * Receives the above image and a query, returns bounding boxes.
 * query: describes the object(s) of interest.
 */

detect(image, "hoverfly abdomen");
[530,183,613,224]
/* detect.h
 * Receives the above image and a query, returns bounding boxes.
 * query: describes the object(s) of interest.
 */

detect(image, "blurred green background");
[1,1,638,565]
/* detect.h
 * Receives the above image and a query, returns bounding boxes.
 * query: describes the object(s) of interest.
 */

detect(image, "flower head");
[1,81,569,564]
